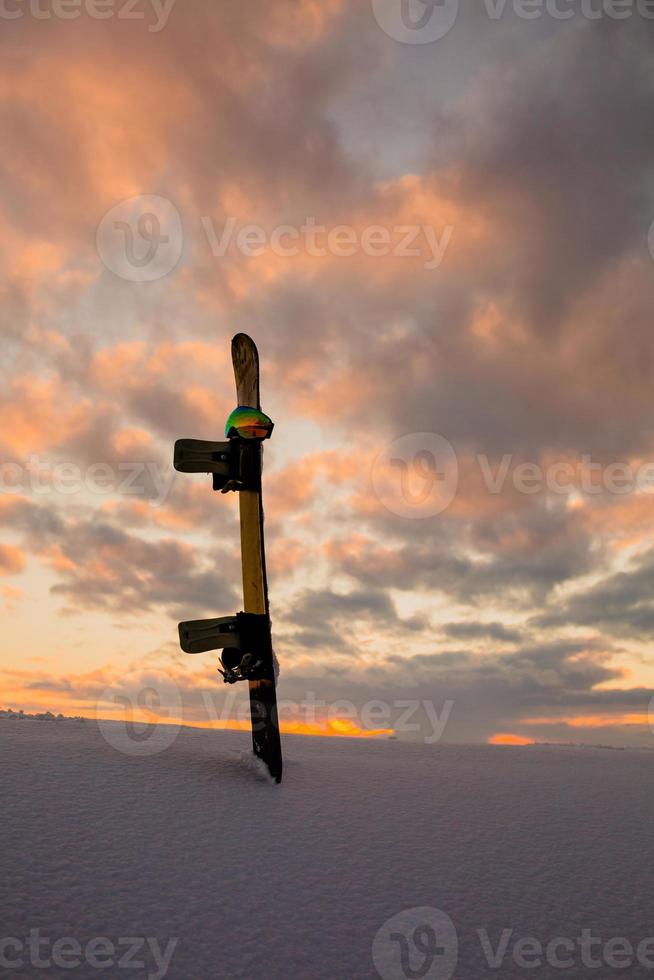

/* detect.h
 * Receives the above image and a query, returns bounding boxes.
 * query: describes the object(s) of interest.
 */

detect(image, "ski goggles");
[225,406,274,440]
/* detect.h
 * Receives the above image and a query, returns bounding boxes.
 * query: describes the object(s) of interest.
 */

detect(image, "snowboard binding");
[173,437,261,493]
[178,612,273,684]
[218,647,266,685]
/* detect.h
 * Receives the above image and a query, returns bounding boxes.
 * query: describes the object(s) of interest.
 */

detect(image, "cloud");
[0,497,238,618]
[0,544,26,575]
[284,586,427,656]
[321,497,596,606]
[1,8,653,746]
[536,547,654,639]
[47,523,239,618]
[442,621,522,644]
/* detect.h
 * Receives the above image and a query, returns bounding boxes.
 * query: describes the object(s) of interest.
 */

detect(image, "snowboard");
[231,333,283,783]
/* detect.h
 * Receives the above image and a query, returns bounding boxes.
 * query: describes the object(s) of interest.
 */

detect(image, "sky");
[1,0,654,747]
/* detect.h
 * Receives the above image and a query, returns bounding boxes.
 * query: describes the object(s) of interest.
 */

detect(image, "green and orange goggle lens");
[225,406,274,440]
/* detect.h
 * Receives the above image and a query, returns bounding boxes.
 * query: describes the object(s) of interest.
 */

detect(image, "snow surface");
[2,719,654,979]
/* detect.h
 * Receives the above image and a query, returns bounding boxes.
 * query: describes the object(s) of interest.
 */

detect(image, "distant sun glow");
[190,717,395,739]
[488,733,535,746]
[91,711,395,739]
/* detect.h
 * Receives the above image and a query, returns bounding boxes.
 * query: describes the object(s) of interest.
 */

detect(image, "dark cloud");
[273,637,653,745]
[536,547,654,639]
[285,586,428,655]
[0,498,66,543]
[443,621,522,644]
[49,521,239,618]
[328,498,596,605]
[0,498,238,618]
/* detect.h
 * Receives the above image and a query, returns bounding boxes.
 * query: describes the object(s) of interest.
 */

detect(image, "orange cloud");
[100,482,226,533]
[91,341,228,390]
[111,428,153,455]
[42,545,77,573]
[0,544,26,576]
[266,538,310,577]
[521,714,651,728]
[0,376,90,455]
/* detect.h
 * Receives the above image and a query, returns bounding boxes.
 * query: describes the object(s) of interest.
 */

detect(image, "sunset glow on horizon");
[488,734,536,747]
